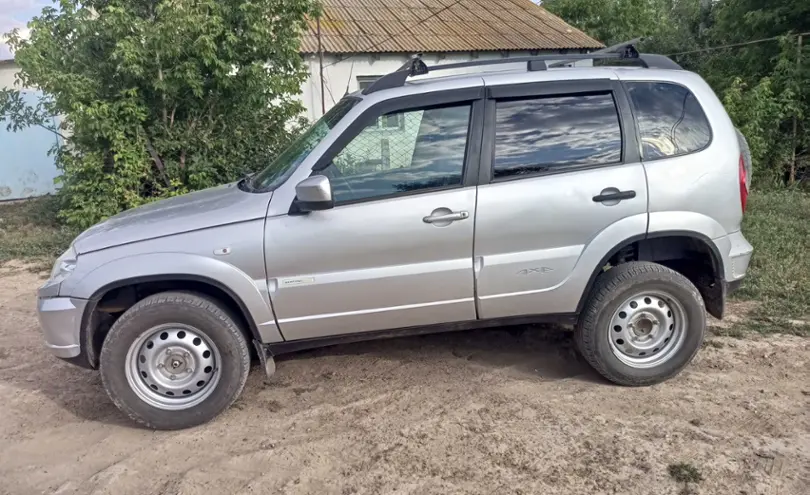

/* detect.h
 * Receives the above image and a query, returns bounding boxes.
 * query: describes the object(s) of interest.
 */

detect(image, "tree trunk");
[144,134,171,187]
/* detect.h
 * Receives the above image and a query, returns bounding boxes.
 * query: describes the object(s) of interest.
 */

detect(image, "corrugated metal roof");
[300,0,602,54]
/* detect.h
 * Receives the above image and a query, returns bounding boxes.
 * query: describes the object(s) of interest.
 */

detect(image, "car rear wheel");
[575,261,706,386]
[100,291,250,429]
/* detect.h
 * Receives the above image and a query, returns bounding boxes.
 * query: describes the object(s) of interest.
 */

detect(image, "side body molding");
[64,252,283,343]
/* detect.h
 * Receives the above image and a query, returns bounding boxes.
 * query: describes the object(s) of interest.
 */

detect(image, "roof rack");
[362,40,683,95]
[547,37,645,67]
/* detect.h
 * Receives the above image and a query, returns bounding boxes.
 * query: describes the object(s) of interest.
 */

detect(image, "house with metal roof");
[297,0,602,121]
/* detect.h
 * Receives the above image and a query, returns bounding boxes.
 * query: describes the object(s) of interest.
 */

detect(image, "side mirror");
[295,175,334,212]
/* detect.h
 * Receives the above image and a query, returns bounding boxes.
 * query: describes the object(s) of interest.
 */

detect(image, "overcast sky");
[1,0,51,59]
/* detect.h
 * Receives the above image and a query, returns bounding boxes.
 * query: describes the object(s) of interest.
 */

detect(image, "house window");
[356,76,378,91]
[357,76,404,130]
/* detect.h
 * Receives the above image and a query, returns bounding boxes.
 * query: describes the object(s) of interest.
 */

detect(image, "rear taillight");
[739,155,748,213]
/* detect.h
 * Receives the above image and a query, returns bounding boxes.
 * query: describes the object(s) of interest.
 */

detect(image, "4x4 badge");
[517,267,554,275]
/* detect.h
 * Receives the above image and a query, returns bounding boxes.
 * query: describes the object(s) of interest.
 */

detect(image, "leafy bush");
[0,0,318,228]
[723,77,791,186]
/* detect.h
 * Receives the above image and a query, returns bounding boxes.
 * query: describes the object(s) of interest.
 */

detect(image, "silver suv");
[37,48,753,429]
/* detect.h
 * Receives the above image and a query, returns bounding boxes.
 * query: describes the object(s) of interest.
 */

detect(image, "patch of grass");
[703,339,725,349]
[0,196,77,270]
[733,190,810,335]
[710,325,747,338]
[729,317,809,337]
[668,462,704,483]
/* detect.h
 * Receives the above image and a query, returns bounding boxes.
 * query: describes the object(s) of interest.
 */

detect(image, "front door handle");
[593,188,636,204]
[423,210,469,224]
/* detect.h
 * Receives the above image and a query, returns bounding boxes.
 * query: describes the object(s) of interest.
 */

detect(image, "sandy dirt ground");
[0,265,808,495]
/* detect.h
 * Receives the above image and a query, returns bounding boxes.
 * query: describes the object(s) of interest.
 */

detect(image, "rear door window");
[626,82,711,160]
[493,93,623,179]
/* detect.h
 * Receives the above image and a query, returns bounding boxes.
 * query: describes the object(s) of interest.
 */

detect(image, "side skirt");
[264,313,578,356]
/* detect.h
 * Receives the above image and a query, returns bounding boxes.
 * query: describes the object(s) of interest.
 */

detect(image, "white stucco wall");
[299,51,591,122]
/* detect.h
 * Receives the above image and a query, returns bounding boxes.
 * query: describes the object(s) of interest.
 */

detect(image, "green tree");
[723,75,792,185]
[1,0,318,228]
[706,2,809,184]
[543,0,705,54]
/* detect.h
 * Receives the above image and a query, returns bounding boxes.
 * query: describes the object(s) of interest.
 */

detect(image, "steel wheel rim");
[125,323,221,410]
[608,290,688,368]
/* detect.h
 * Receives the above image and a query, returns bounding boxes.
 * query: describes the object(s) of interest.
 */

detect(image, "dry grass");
[0,196,76,271]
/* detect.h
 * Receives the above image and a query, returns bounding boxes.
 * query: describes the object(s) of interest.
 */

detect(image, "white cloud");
[0,0,49,59]
[1,26,29,59]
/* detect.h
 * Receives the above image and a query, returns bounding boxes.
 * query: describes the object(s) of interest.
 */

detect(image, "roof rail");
[362,42,683,95]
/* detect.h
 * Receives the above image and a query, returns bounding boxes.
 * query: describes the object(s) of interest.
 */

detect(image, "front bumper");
[36,296,88,359]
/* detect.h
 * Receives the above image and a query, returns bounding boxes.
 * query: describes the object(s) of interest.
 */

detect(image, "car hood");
[73,182,272,254]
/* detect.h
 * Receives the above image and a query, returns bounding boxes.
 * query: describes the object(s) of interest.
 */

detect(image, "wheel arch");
[575,230,726,318]
[78,274,265,369]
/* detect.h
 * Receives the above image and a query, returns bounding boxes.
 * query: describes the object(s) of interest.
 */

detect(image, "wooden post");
[317,17,325,116]
[790,34,802,184]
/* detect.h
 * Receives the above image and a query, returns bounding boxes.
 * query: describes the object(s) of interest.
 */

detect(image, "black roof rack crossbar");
[362,45,682,95]
[548,37,646,68]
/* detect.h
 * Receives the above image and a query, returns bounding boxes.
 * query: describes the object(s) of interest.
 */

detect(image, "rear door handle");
[423,211,469,224]
[593,189,636,203]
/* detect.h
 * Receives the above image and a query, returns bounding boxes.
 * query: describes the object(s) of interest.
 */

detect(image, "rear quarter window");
[626,82,711,160]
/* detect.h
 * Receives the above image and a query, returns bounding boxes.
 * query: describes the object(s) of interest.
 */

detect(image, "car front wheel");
[100,291,251,429]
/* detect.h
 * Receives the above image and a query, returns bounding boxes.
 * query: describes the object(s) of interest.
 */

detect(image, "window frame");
[479,79,640,185]
[309,87,485,208]
[356,76,379,91]
[622,80,713,162]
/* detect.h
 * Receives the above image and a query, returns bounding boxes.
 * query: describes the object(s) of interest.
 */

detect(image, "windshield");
[250,97,358,191]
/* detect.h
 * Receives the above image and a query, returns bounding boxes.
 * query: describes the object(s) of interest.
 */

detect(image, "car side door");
[264,90,485,341]
[473,79,649,319]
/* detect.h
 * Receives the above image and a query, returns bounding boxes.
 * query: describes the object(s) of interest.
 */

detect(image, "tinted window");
[324,104,471,203]
[626,82,711,160]
[493,93,622,179]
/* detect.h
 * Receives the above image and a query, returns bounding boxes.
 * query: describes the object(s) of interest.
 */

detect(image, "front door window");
[322,104,472,204]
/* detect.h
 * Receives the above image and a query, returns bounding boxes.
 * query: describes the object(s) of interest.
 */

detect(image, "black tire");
[100,291,251,429]
[575,262,706,386]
